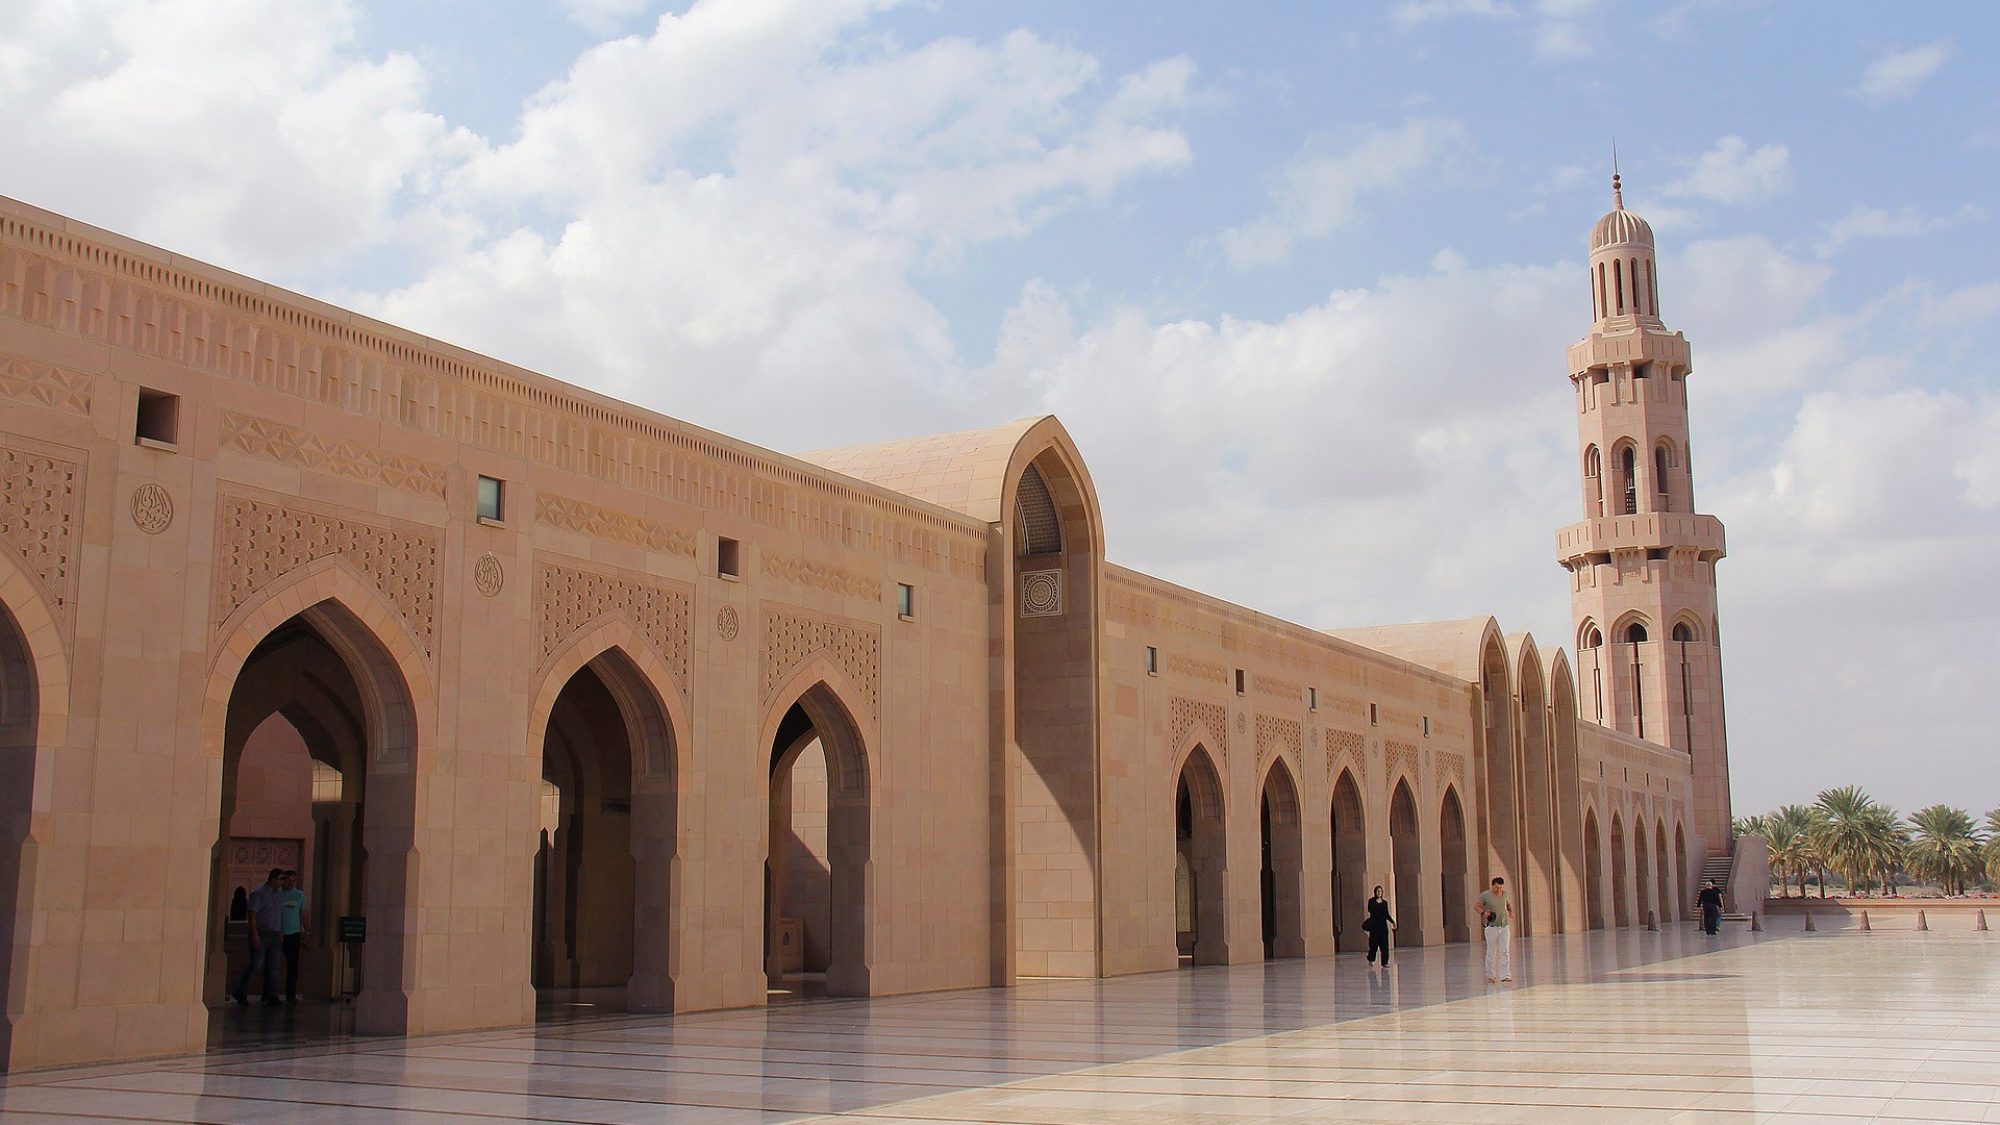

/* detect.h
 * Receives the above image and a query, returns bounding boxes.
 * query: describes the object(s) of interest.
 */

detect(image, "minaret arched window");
[1630,258,1642,314]
[1619,445,1637,515]
[1646,260,1659,317]
[1596,263,1608,320]
[1613,259,1625,313]
[1625,621,1647,740]
[1654,443,1672,511]
[1672,622,1694,749]
[1584,445,1603,516]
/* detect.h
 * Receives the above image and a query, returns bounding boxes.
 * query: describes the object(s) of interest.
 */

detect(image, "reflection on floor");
[7,926,1997,1123]
[204,997,354,1055]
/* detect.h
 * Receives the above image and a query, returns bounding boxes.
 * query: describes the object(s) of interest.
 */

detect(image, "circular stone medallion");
[717,605,740,641]
[131,483,174,534]
[473,553,505,597]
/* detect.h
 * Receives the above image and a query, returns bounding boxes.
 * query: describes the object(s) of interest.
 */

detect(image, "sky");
[2,0,1995,818]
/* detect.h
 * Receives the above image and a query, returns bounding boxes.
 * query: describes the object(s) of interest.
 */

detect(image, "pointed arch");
[1475,623,1520,899]
[526,625,686,1011]
[759,663,874,996]
[1329,767,1368,952]
[0,551,72,1064]
[199,558,435,1035]
[1389,779,1425,946]
[1654,819,1673,926]
[1609,810,1631,927]
[1634,813,1654,927]
[1509,634,1555,937]
[1545,648,1587,934]
[1439,785,1471,943]
[1173,743,1228,965]
[1674,820,1691,920]
[1258,757,1304,959]
[1582,805,1605,930]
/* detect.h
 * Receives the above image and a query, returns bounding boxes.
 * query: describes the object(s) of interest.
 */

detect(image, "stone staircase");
[1702,852,1750,922]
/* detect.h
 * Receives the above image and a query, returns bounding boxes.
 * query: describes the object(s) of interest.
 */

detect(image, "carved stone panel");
[1019,569,1063,617]
[1169,696,1229,765]
[1255,714,1302,773]
[535,559,692,696]
[1386,739,1421,791]
[214,495,440,658]
[222,411,449,499]
[534,493,696,557]
[0,444,80,626]
[0,354,93,416]
[761,607,880,720]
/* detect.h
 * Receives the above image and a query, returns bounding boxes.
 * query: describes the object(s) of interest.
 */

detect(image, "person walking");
[1363,885,1396,966]
[1697,879,1723,936]
[1473,876,1514,983]
[233,868,288,1006]
[279,869,308,1002]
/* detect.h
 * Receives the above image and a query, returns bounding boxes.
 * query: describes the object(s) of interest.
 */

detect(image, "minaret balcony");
[1556,512,1725,564]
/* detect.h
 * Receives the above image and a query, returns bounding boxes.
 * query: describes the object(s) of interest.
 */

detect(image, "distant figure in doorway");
[232,868,288,1006]
[280,869,308,1002]
[1363,885,1396,966]
[228,886,248,922]
[1698,880,1724,936]
[1473,876,1514,983]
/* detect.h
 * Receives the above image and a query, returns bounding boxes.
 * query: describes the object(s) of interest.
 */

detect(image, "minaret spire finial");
[1611,139,1623,209]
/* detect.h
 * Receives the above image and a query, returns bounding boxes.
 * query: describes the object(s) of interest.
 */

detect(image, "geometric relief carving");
[1019,568,1063,617]
[535,493,695,557]
[760,607,879,721]
[221,411,448,499]
[1325,728,1365,783]
[535,559,692,697]
[762,551,879,601]
[1436,750,1466,793]
[1386,739,1421,789]
[1255,714,1301,772]
[214,495,440,658]
[0,444,81,624]
[1169,696,1229,765]
[0,354,93,415]
[1164,653,1228,684]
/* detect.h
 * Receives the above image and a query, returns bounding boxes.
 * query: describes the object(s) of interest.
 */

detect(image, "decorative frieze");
[1253,672,1301,702]
[763,552,879,602]
[221,411,448,499]
[0,354,92,416]
[214,495,439,658]
[535,559,692,696]
[1164,653,1228,684]
[534,493,696,557]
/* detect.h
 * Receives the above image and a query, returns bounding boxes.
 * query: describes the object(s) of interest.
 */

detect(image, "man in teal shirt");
[279,869,308,1003]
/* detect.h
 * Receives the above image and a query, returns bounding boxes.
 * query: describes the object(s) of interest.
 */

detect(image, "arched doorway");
[1174,746,1227,966]
[1674,822,1691,919]
[1654,821,1673,924]
[532,647,678,1012]
[1477,633,1520,898]
[1610,812,1630,927]
[202,593,421,1039]
[765,681,871,997]
[1390,780,1424,946]
[1634,816,1653,926]
[1514,644,1556,936]
[1259,761,1304,960]
[1329,770,1366,952]
[1583,809,1605,930]
[1440,787,1470,944]
[0,595,50,1061]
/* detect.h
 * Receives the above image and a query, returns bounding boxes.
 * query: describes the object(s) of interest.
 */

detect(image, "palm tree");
[1812,786,1899,898]
[1984,808,2000,886]
[1863,805,1909,896]
[1764,806,1817,899]
[1906,806,1981,896]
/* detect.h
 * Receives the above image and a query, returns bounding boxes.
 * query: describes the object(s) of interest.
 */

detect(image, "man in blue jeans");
[233,868,288,1006]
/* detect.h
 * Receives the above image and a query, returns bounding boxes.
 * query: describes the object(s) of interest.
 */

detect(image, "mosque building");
[0,181,1750,1070]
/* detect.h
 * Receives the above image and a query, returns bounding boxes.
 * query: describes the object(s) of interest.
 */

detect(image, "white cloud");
[1665,136,1792,205]
[1817,204,1984,256]
[1218,119,1467,269]
[1856,40,1952,102]
[560,0,656,34]
[1390,0,1515,27]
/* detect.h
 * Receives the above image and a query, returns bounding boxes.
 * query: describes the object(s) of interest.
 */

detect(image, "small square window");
[897,583,915,619]
[1234,669,1246,696]
[1369,702,1379,726]
[1145,646,1159,676]
[1308,687,1318,712]
[475,475,505,522]
[717,536,741,578]
[135,387,180,448]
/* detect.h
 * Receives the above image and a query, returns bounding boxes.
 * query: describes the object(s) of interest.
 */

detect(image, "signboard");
[338,915,366,944]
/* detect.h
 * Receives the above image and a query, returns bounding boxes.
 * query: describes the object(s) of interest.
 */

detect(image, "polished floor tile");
[2,928,1995,1123]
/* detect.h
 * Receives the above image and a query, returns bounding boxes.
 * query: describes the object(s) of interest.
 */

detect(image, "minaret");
[1557,173,1733,859]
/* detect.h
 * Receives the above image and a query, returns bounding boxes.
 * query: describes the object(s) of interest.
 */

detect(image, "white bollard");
[1917,909,1928,932]
[1750,912,1763,932]
[1804,911,1816,932]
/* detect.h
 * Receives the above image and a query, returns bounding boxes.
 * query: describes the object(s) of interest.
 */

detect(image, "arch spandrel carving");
[760,607,880,722]
[534,558,693,696]
[0,443,81,632]
[1169,696,1228,766]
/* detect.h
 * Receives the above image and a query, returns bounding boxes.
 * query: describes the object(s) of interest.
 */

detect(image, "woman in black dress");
[1364,885,1395,965]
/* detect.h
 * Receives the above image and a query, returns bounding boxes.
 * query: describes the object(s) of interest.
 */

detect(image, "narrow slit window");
[1234,669,1246,696]
[1146,646,1159,676]
[896,583,914,619]
[1308,686,1318,712]
[717,536,741,578]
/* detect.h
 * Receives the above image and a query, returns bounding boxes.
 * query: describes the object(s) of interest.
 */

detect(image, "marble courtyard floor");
[2,927,1996,1123]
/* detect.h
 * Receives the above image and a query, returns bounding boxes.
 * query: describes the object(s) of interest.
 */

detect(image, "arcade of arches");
[0,194,1727,1071]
